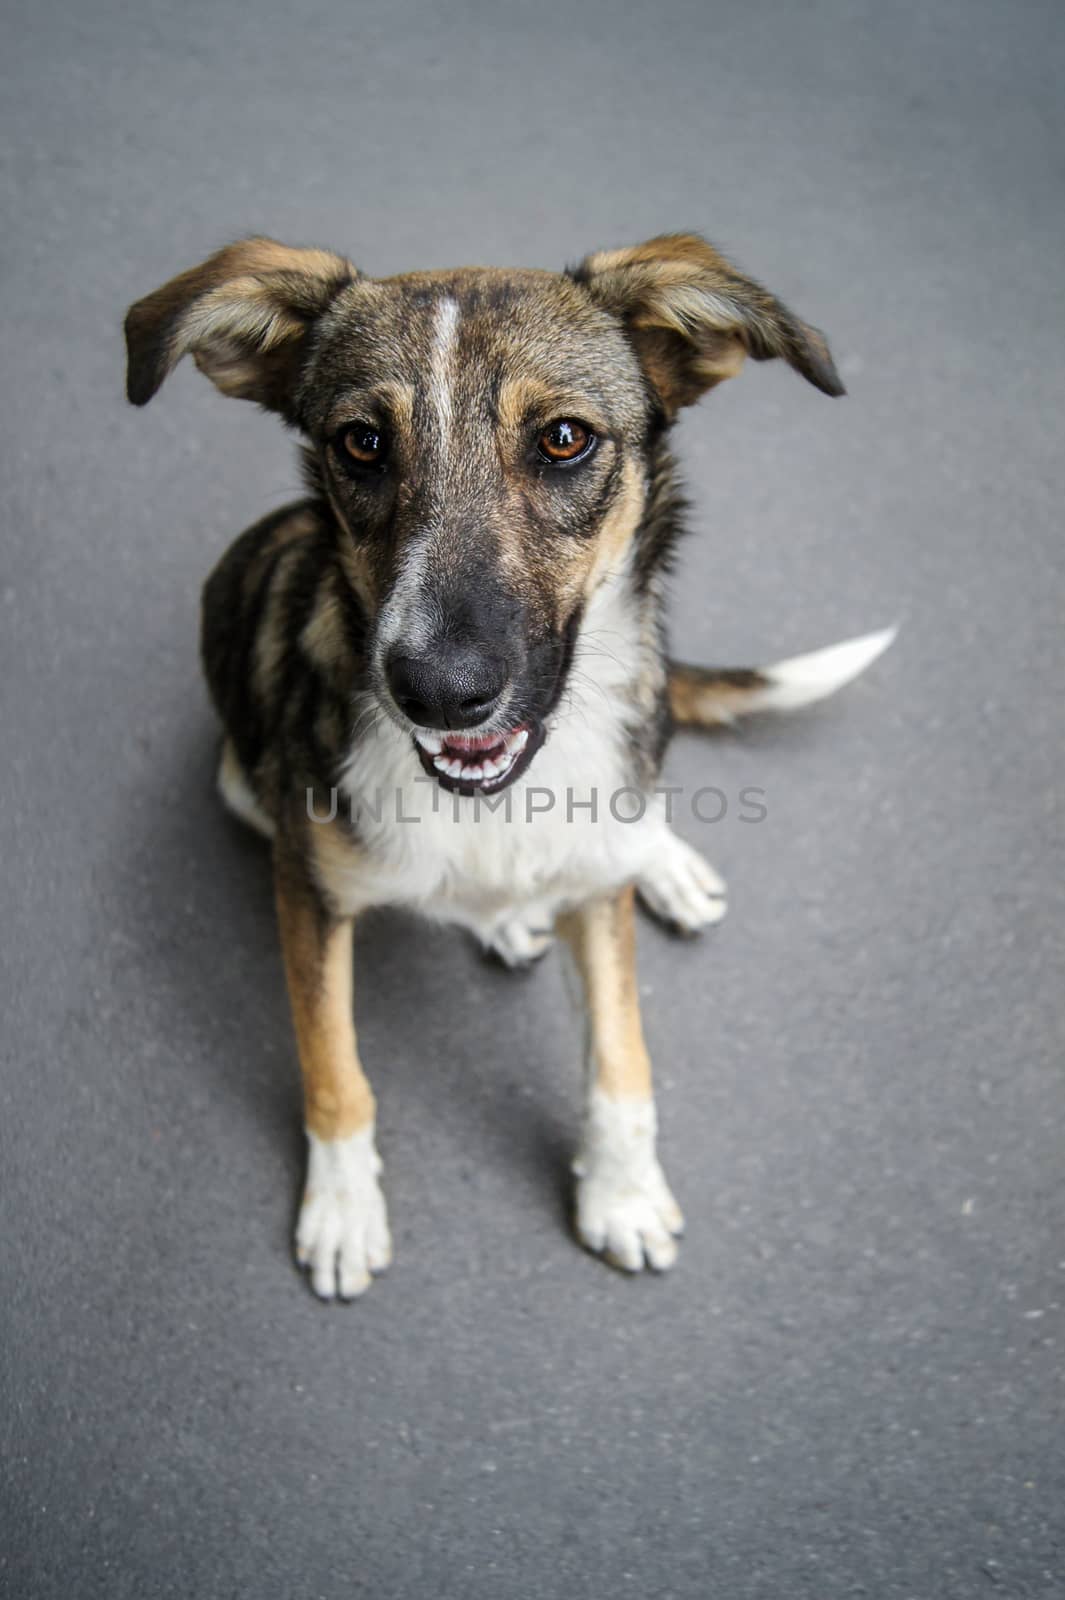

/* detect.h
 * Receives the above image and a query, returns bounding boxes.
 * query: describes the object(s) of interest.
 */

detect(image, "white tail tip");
[757,625,898,713]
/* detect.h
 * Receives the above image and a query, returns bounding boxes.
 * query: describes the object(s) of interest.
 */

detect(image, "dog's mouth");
[412,722,545,796]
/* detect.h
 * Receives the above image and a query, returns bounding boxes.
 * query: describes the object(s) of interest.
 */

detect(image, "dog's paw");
[296,1126,392,1300]
[573,1092,684,1273]
[637,830,727,934]
[484,917,555,969]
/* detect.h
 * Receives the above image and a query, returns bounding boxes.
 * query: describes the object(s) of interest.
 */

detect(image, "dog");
[124,232,893,1299]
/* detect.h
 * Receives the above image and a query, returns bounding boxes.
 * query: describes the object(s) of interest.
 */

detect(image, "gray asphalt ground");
[3,2,1064,1596]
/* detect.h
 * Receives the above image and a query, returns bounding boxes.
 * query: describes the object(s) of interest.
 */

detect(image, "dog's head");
[126,234,842,794]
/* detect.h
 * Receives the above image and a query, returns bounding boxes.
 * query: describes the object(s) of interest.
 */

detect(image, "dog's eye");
[340,423,388,467]
[537,419,595,465]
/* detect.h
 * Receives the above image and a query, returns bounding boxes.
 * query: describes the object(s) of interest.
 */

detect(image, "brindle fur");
[132,235,841,846]
[125,232,844,1293]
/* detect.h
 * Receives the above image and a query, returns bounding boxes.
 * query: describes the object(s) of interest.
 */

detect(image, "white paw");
[637,830,727,934]
[485,916,555,969]
[573,1091,684,1273]
[296,1126,392,1300]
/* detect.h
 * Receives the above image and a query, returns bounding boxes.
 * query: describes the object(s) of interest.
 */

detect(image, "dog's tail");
[668,626,897,729]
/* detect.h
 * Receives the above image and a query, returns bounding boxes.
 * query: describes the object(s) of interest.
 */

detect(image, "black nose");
[386,644,508,729]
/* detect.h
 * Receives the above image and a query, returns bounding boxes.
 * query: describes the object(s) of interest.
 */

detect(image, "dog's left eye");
[537,419,595,465]
[338,423,388,467]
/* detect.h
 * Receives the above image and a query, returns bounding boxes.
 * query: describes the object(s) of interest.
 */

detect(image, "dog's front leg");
[275,849,391,1300]
[561,886,684,1273]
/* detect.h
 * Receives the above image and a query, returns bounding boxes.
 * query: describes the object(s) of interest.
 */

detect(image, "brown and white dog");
[125,233,893,1299]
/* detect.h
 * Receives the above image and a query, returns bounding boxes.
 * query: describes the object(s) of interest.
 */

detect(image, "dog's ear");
[124,237,356,416]
[570,233,844,413]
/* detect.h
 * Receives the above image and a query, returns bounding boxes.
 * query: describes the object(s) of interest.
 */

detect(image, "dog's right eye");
[338,423,388,468]
[537,419,594,465]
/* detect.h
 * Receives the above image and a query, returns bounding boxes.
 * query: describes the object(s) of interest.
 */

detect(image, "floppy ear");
[124,237,356,416]
[570,233,844,413]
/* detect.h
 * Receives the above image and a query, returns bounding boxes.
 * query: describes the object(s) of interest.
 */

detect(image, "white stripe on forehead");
[428,296,460,439]
[373,296,461,662]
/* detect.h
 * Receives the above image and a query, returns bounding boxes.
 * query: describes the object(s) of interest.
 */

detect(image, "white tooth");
[415,730,444,754]
[445,758,464,779]
[506,728,529,754]
[464,765,484,781]
[480,758,500,779]
[433,754,450,772]
[487,753,514,785]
